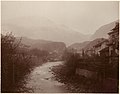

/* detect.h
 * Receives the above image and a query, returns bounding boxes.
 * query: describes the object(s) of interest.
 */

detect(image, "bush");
[63,51,80,76]
[30,48,49,58]
[1,33,33,92]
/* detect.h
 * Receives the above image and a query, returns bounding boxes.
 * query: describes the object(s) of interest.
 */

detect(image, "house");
[107,22,119,64]
[99,46,109,57]
[83,38,108,57]
[75,22,119,79]
[98,22,119,65]
[93,39,109,56]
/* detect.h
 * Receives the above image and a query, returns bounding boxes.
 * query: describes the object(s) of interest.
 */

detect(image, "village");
[65,22,119,92]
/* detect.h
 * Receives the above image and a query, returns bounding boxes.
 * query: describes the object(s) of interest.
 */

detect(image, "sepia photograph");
[1,1,119,93]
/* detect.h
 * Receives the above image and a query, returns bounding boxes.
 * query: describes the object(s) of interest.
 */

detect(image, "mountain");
[17,37,66,53]
[67,21,118,52]
[68,41,90,50]
[2,16,91,45]
[91,20,118,40]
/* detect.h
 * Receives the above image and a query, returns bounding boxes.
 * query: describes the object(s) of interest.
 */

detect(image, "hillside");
[68,41,90,51]
[68,38,107,51]
[91,20,118,40]
[17,37,66,53]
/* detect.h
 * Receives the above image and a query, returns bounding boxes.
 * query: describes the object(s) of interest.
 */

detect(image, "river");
[21,61,68,93]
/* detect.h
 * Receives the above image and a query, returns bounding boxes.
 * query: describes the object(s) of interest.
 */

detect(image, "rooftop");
[94,39,108,48]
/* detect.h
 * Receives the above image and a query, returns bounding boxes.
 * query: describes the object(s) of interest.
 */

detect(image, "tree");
[1,33,33,92]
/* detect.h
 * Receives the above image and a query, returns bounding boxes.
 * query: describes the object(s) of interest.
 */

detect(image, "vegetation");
[30,48,49,58]
[1,33,32,92]
[1,33,49,92]
[52,49,118,92]
[62,51,80,76]
[29,48,49,64]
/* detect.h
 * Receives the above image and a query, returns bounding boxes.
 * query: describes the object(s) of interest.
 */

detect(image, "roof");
[112,22,119,30]
[99,46,109,52]
[94,39,108,48]
[108,29,119,35]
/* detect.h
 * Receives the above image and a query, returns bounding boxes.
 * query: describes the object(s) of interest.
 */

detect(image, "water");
[22,61,68,93]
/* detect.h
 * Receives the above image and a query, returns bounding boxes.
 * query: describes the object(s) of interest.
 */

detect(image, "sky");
[1,1,119,34]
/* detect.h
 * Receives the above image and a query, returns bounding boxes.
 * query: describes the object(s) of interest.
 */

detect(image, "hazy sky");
[2,1,119,34]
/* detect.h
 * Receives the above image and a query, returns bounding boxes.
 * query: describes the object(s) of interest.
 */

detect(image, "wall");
[76,68,97,79]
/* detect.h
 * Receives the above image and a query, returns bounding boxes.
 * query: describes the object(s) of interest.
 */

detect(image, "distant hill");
[68,41,90,51]
[91,20,118,40]
[17,37,66,53]
[2,16,91,45]
[18,37,51,46]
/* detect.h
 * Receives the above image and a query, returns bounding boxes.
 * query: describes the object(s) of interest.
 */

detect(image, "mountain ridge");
[2,16,91,45]
[91,20,118,40]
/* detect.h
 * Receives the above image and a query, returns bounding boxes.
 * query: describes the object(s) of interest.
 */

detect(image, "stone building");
[107,22,119,64]
[93,39,109,56]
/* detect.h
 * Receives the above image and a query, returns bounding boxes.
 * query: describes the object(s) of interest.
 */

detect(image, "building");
[99,46,109,57]
[75,22,119,80]
[93,39,109,56]
[107,22,119,64]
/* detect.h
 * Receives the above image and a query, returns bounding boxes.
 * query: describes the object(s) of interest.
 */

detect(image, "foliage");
[30,48,49,58]
[63,50,80,76]
[1,33,33,92]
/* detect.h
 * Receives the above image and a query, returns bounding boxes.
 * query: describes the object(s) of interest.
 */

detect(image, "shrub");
[1,33,33,92]
[63,51,80,76]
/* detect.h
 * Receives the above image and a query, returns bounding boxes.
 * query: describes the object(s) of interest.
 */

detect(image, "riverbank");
[8,57,48,93]
[51,63,101,93]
